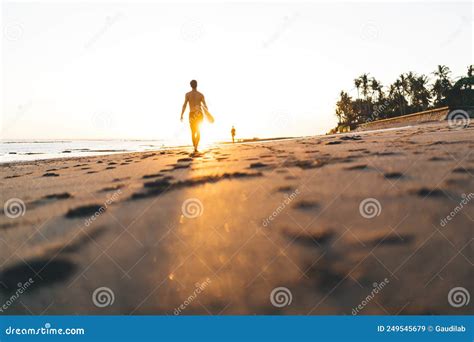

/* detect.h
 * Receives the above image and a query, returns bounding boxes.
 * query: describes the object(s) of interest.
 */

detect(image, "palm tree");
[409,74,431,112]
[335,91,356,129]
[360,74,370,101]
[370,78,381,102]
[398,73,410,114]
[431,65,452,106]
[354,78,362,100]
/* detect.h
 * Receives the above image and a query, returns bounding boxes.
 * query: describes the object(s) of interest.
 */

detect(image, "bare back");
[186,90,206,112]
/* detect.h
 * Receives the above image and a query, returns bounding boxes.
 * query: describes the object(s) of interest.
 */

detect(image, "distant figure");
[180,80,209,153]
[231,126,236,143]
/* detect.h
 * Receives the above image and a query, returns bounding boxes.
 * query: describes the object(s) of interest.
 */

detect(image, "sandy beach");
[0,121,472,315]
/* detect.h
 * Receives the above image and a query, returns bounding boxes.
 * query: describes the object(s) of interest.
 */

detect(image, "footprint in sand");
[366,233,414,246]
[113,177,130,182]
[275,185,295,193]
[99,185,124,192]
[249,162,268,169]
[292,200,319,210]
[43,193,72,200]
[445,178,468,186]
[383,172,404,180]
[173,163,191,169]
[65,204,104,218]
[0,222,20,230]
[131,172,263,200]
[142,173,164,179]
[411,187,449,198]
[0,258,76,293]
[428,156,448,162]
[345,164,368,171]
[42,172,59,177]
[282,228,334,246]
[452,167,474,174]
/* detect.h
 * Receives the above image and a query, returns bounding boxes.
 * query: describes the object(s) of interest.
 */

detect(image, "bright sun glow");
[2,2,471,141]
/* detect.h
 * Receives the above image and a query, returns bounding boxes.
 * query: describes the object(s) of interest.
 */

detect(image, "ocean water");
[0,139,185,163]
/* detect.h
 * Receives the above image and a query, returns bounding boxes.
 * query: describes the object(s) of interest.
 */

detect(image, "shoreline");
[0,136,301,166]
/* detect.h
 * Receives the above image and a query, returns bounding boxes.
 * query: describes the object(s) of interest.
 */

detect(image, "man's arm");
[201,95,208,111]
[180,94,188,121]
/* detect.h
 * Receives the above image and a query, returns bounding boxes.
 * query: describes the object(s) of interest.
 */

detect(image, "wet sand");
[0,121,473,315]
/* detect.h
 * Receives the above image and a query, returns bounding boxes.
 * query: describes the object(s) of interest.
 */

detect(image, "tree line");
[331,65,473,133]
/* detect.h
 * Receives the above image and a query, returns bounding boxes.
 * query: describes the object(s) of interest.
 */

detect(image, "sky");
[1,1,472,143]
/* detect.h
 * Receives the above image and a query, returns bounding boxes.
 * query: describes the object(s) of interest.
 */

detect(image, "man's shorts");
[189,111,204,129]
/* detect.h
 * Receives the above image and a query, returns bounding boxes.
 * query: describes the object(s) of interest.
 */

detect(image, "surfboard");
[203,107,215,123]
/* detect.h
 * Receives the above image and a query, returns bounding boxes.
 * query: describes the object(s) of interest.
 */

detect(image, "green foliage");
[333,65,467,130]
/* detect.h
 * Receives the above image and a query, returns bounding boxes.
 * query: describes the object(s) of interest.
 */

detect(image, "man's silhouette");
[180,80,208,153]
[231,126,236,143]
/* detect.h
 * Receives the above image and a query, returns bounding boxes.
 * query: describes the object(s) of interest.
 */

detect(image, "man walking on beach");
[180,80,209,153]
[231,126,236,143]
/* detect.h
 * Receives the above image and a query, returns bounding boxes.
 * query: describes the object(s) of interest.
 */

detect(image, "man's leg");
[191,126,197,150]
[195,129,200,150]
